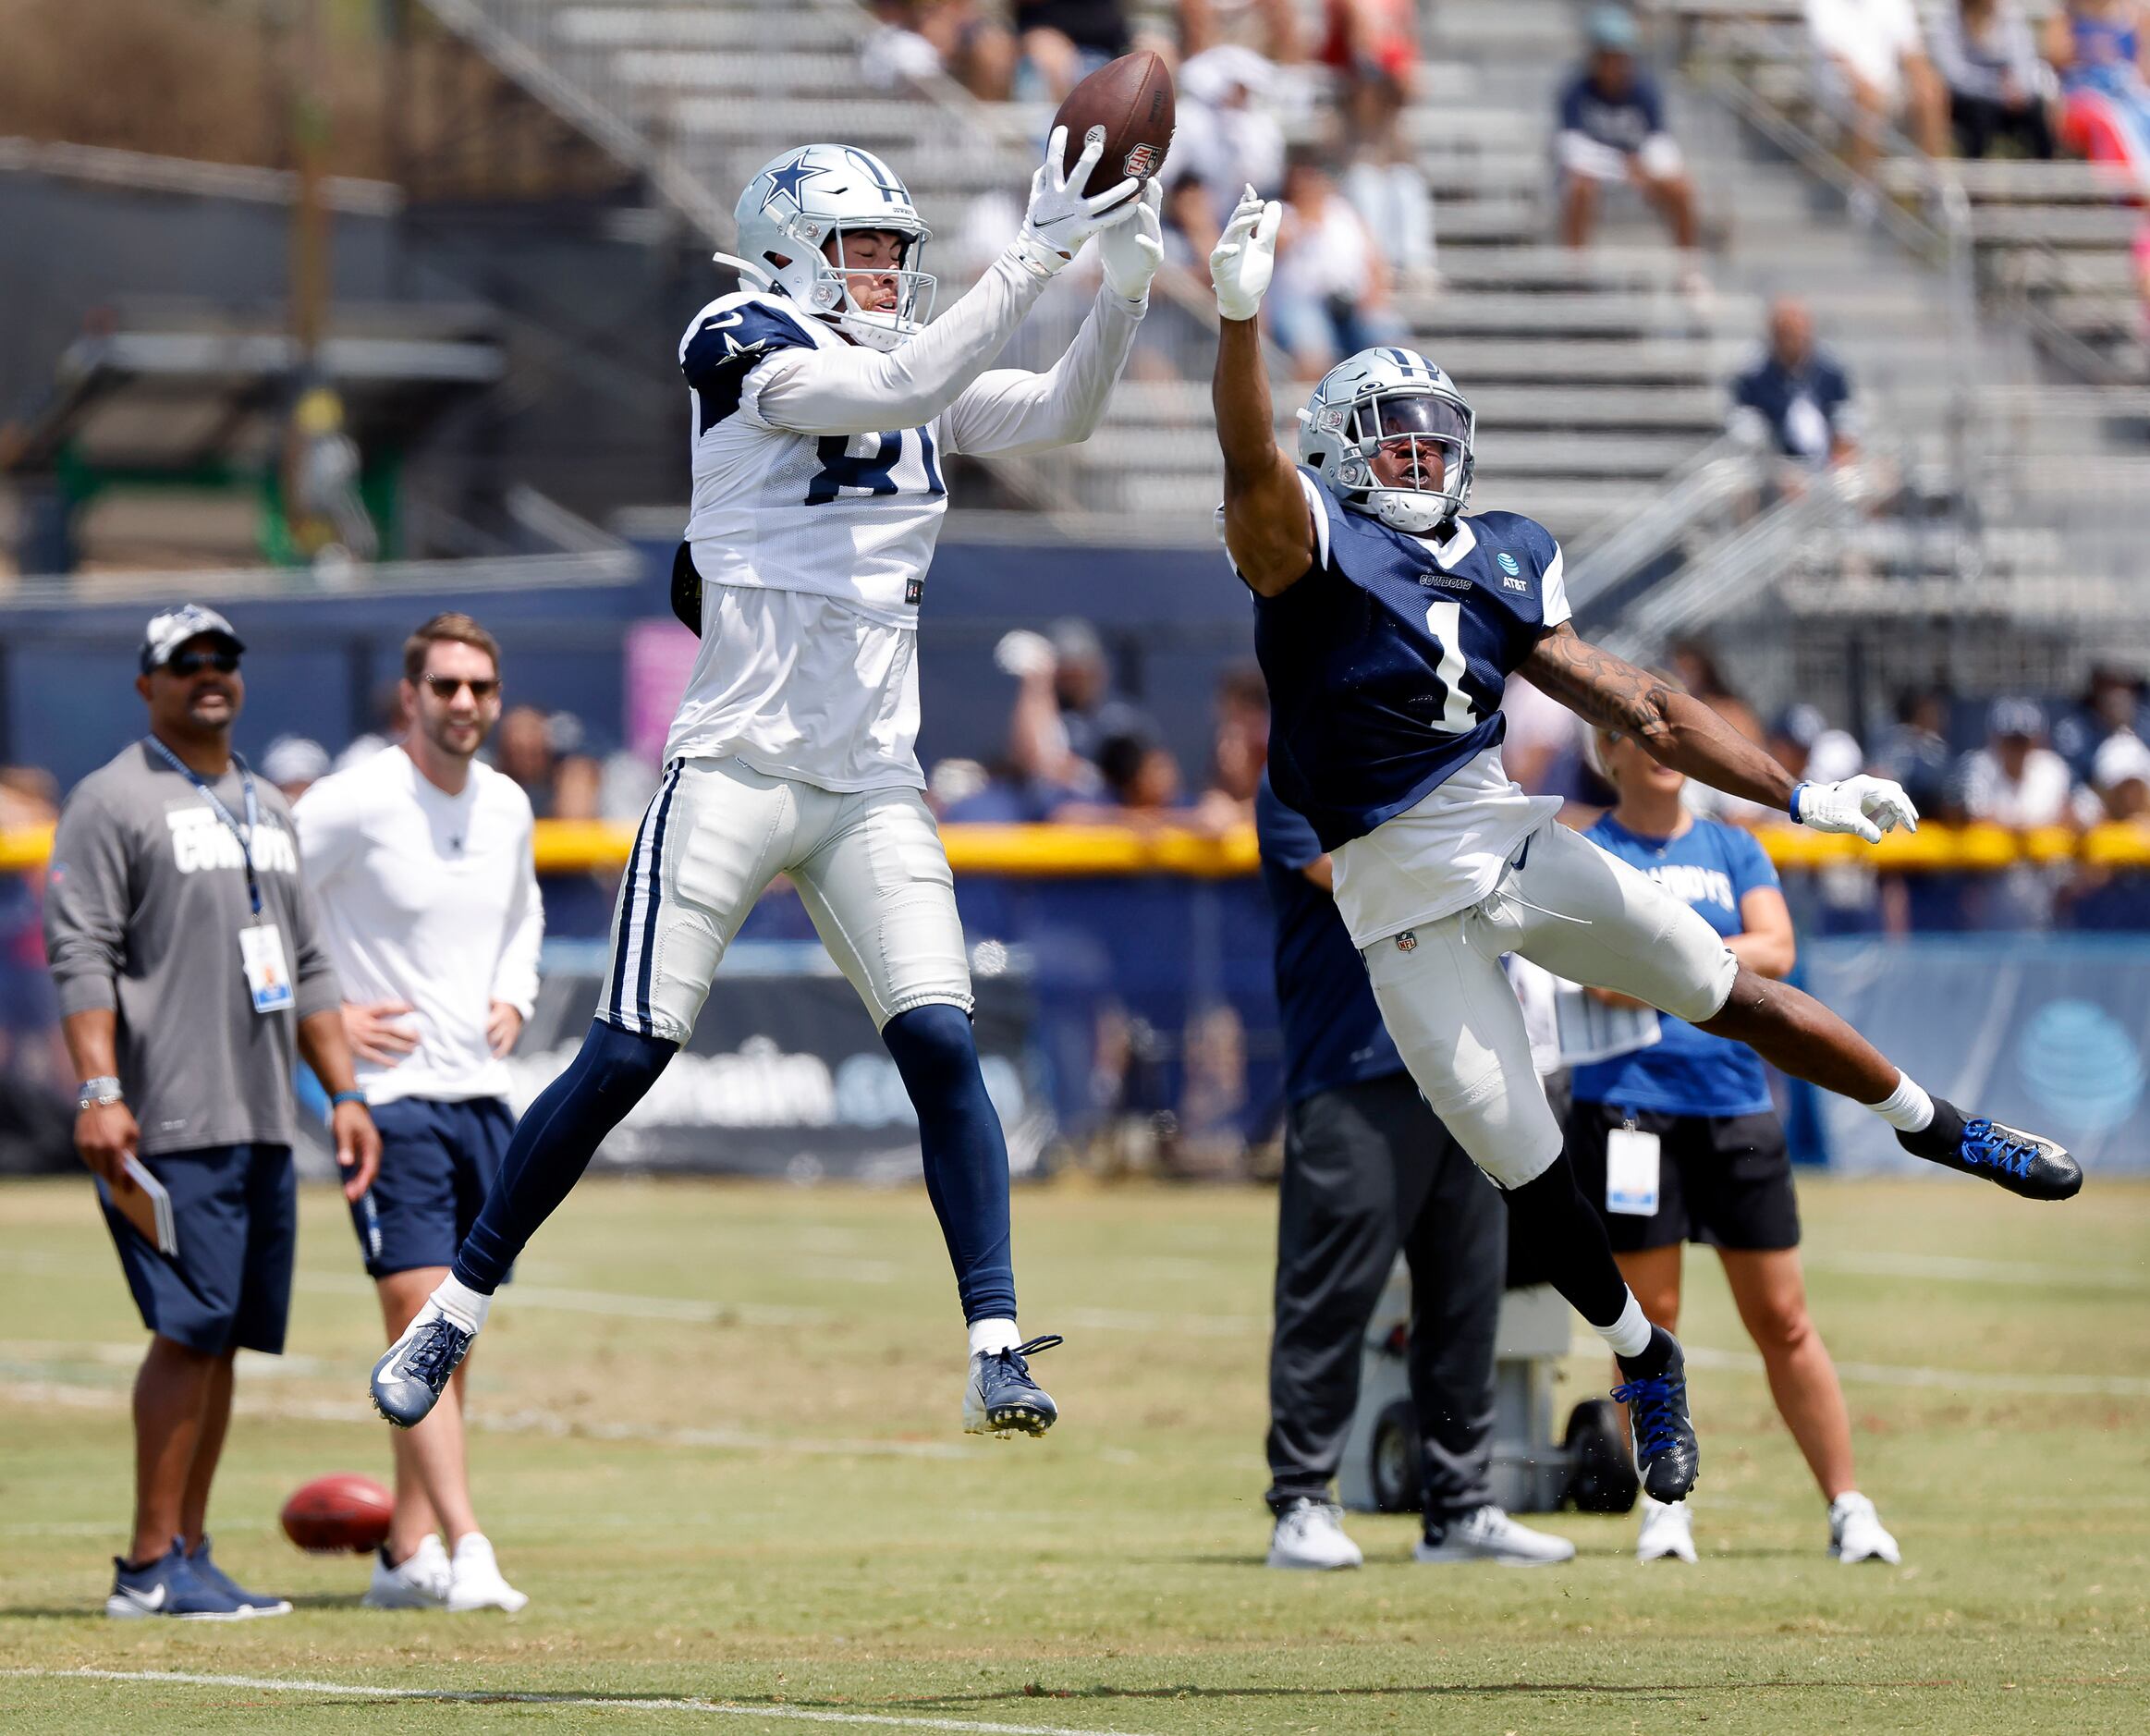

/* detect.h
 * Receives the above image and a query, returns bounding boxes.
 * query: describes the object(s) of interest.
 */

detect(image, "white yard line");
[0,1668,1149,1736]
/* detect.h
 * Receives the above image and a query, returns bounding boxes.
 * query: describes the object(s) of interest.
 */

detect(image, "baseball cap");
[1986,696,2046,740]
[1588,6,1640,51]
[2094,729,2150,792]
[141,604,245,674]
[261,734,331,787]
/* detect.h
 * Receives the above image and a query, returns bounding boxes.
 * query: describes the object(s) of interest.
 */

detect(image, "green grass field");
[1,1173,2145,1735]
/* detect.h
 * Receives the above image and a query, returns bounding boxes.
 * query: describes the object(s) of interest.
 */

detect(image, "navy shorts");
[101,1143,296,1357]
[349,1096,516,1280]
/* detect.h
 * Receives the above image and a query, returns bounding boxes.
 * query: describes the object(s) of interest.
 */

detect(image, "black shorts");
[1565,1103,1799,1253]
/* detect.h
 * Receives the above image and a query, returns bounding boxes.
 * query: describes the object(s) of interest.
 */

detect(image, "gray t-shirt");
[44,739,341,1155]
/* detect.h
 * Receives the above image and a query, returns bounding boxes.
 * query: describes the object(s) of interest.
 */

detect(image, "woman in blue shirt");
[1568,722,1899,1570]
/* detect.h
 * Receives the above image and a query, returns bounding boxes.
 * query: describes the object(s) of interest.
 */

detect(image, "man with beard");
[45,604,379,1619]
[296,613,543,1613]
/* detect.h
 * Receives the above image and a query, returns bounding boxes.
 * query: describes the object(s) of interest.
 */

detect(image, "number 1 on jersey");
[1424,598,1478,734]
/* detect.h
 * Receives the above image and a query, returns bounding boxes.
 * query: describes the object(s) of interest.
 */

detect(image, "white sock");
[1596,1291,1653,1360]
[968,1317,1020,1358]
[1867,1071,1935,1133]
[432,1275,492,1334]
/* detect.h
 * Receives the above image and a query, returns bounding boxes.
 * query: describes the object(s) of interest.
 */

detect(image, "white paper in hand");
[97,1156,178,1257]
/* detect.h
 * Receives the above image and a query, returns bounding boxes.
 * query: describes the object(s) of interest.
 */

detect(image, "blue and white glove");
[1015,126,1141,278]
[1099,179,1165,303]
[1790,775,1919,845]
[1210,184,1281,321]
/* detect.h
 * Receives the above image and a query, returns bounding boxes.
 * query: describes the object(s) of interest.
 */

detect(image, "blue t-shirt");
[1254,467,1568,852]
[1731,349,1855,461]
[1557,68,1667,153]
[1570,814,1780,1119]
[1254,771,1406,1105]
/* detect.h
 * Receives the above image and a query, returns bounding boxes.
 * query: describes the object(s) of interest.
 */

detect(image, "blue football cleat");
[106,1539,258,1620]
[963,1334,1063,1437]
[1612,1326,1700,1504]
[1900,1099,2082,1201]
[371,1301,475,1429]
[185,1535,290,1616]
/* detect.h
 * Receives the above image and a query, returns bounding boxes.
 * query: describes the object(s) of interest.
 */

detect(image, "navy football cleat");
[371,1302,475,1429]
[1899,1099,2082,1201]
[1611,1326,1700,1504]
[963,1334,1063,1437]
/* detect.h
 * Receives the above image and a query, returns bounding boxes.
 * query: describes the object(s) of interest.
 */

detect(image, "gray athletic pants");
[1264,1070,1506,1520]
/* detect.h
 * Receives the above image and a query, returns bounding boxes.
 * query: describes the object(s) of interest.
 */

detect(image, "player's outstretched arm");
[753,128,1139,438]
[1210,189,1313,596]
[942,182,1161,458]
[1524,624,1917,842]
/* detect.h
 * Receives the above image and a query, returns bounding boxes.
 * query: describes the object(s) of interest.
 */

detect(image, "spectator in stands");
[1170,45,1289,266]
[1555,7,1701,261]
[1014,0,1130,103]
[1958,697,2073,825]
[1194,662,1270,827]
[1729,298,1861,471]
[1669,642,1767,750]
[2053,665,2149,780]
[1876,688,1959,819]
[1933,0,2058,159]
[861,0,1017,100]
[493,705,601,823]
[992,620,1154,793]
[261,736,330,805]
[1768,703,1865,793]
[2091,727,2150,821]
[1182,0,1301,64]
[1319,0,1419,157]
[1804,0,1948,214]
[1053,729,1191,826]
[1268,149,1407,379]
[2045,2,2150,190]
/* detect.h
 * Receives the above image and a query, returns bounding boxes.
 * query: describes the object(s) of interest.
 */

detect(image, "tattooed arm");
[1521,623,1799,811]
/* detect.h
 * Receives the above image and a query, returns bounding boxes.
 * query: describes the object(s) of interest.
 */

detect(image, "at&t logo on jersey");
[1495,550,1528,592]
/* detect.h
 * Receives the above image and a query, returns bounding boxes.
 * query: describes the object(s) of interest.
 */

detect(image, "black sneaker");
[1899,1099,2083,1201]
[1611,1326,1700,1504]
[962,1335,1062,1436]
[371,1301,475,1428]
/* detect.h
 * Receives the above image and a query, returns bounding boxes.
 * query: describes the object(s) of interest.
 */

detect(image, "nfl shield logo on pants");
[1395,931,1418,952]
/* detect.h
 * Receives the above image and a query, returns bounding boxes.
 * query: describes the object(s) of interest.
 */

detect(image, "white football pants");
[1361,820,1739,1189]
[599,756,971,1042]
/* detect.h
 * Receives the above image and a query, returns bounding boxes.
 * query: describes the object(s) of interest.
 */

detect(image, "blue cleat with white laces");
[371,1298,477,1428]
[1611,1326,1699,1504]
[962,1334,1063,1436]
[1899,1098,2082,1201]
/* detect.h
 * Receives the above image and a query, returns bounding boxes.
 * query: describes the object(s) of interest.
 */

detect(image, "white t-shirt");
[1807,0,1924,103]
[1958,745,2073,828]
[295,746,544,1106]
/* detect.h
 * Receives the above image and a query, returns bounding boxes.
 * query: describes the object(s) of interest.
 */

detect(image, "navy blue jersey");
[1730,348,1856,461]
[1558,68,1668,153]
[1253,471,1570,852]
[1253,772,1406,1105]
[1571,814,1781,1118]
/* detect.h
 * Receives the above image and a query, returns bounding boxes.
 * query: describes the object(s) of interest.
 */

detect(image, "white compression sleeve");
[942,287,1146,458]
[749,245,1054,436]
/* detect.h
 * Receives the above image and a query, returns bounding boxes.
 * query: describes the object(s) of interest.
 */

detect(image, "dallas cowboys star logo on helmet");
[763,152,825,214]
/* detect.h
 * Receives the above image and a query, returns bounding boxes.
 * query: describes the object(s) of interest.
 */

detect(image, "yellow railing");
[9,820,2150,876]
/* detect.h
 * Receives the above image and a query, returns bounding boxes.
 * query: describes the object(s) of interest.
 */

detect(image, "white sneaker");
[1265,1498,1362,1571]
[361,1534,451,1609]
[1636,1496,1698,1563]
[1414,1505,1576,1567]
[1829,1492,1900,1565]
[446,1533,528,1613]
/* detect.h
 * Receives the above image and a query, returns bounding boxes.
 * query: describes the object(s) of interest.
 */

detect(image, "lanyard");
[145,736,264,915]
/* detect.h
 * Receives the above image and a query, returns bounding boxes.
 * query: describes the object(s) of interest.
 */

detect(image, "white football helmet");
[1295,348,1475,534]
[715,144,935,353]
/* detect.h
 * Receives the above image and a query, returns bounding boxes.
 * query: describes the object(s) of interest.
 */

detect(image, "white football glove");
[1791,774,1919,845]
[1099,178,1165,303]
[1210,185,1282,322]
[993,629,1056,679]
[1015,125,1141,278]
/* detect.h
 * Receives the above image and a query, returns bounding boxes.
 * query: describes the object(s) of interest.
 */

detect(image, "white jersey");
[664,246,1148,790]
[294,745,544,1106]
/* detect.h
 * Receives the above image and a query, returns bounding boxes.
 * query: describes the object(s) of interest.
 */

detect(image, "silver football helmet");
[715,144,935,353]
[1295,348,1475,534]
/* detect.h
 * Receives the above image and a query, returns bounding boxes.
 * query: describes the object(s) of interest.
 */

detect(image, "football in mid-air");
[280,1472,394,1554]
[1053,50,1175,198]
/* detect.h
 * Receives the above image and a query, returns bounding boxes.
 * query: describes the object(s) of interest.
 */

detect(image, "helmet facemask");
[1327,391,1474,534]
[809,219,935,353]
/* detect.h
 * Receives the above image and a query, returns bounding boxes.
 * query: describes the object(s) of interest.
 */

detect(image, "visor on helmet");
[1373,396,1471,443]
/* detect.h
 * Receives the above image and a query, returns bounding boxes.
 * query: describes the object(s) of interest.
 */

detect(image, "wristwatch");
[79,1076,123,1110]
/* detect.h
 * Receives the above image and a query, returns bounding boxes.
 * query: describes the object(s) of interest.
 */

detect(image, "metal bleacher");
[415,0,1756,543]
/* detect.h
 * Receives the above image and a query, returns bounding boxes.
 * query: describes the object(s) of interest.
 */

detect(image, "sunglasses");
[168,648,240,677]
[422,674,500,701]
